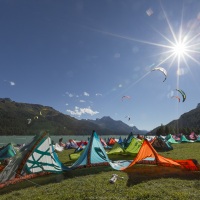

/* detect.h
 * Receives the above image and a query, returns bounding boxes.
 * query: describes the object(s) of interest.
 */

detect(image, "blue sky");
[1,0,200,131]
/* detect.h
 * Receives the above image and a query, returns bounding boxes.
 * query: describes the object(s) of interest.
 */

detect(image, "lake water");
[0,135,127,146]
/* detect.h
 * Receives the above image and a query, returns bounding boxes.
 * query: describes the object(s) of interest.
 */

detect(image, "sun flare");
[89,4,200,75]
[172,41,187,57]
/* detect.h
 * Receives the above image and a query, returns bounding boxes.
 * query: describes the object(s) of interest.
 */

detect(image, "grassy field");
[1,142,200,199]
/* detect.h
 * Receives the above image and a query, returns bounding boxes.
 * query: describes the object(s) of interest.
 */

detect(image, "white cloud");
[114,53,120,58]
[4,80,15,86]
[66,106,99,117]
[10,81,15,86]
[65,103,69,106]
[65,91,90,98]
[177,68,188,76]
[80,100,85,103]
[112,87,117,91]
[132,46,139,53]
[197,12,200,20]
[95,93,102,96]
[167,90,174,99]
[118,84,122,88]
[66,92,74,98]
[84,92,90,96]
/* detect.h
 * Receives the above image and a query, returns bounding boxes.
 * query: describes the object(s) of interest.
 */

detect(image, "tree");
[165,126,170,135]
[156,124,165,136]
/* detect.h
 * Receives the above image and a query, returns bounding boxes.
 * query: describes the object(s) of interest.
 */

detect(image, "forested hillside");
[0,98,137,135]
[150,105,200,135]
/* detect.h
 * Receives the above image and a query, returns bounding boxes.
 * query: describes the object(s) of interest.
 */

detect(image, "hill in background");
[150,104,200,135]
[87,117,147,135]
[0,98,147,136]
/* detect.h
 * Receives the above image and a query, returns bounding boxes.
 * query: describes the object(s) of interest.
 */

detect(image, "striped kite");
[176,89,186,102]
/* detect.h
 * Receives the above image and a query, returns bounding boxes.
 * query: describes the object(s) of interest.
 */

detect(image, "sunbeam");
[84,3,200,76]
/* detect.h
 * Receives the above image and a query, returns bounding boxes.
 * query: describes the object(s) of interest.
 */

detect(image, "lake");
[0,134,127,146]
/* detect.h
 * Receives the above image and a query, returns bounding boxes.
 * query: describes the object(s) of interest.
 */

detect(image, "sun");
[88,4,200,71]
[141,16,200,71]
[172,41,187,57]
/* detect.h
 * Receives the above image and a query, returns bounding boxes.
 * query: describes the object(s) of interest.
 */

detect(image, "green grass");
[1,143,200,199]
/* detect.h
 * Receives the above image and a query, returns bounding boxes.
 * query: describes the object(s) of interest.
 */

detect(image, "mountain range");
[1,98,200,136]
[0,98,147,136]
[150,104,200,134]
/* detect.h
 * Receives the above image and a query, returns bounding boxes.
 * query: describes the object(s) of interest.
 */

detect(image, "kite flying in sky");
[176,89,186,102]
[171,96,180,102]
[40,108,49,116]
[151,67,167,82]
[125,116,131,121]
[122,96,131,101]
[27,118,32,124]
[146,8,154,16]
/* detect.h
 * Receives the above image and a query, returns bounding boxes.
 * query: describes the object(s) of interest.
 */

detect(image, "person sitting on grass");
[59,138,65,147]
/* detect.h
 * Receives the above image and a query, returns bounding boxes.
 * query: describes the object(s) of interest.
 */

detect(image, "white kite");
[151,67,167,82]
[146,8,153,16]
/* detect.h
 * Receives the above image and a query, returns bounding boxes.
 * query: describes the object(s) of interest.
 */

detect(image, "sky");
[1,0,200,131]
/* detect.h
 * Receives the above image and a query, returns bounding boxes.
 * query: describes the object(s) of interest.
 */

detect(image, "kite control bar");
[109,174,124,184]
